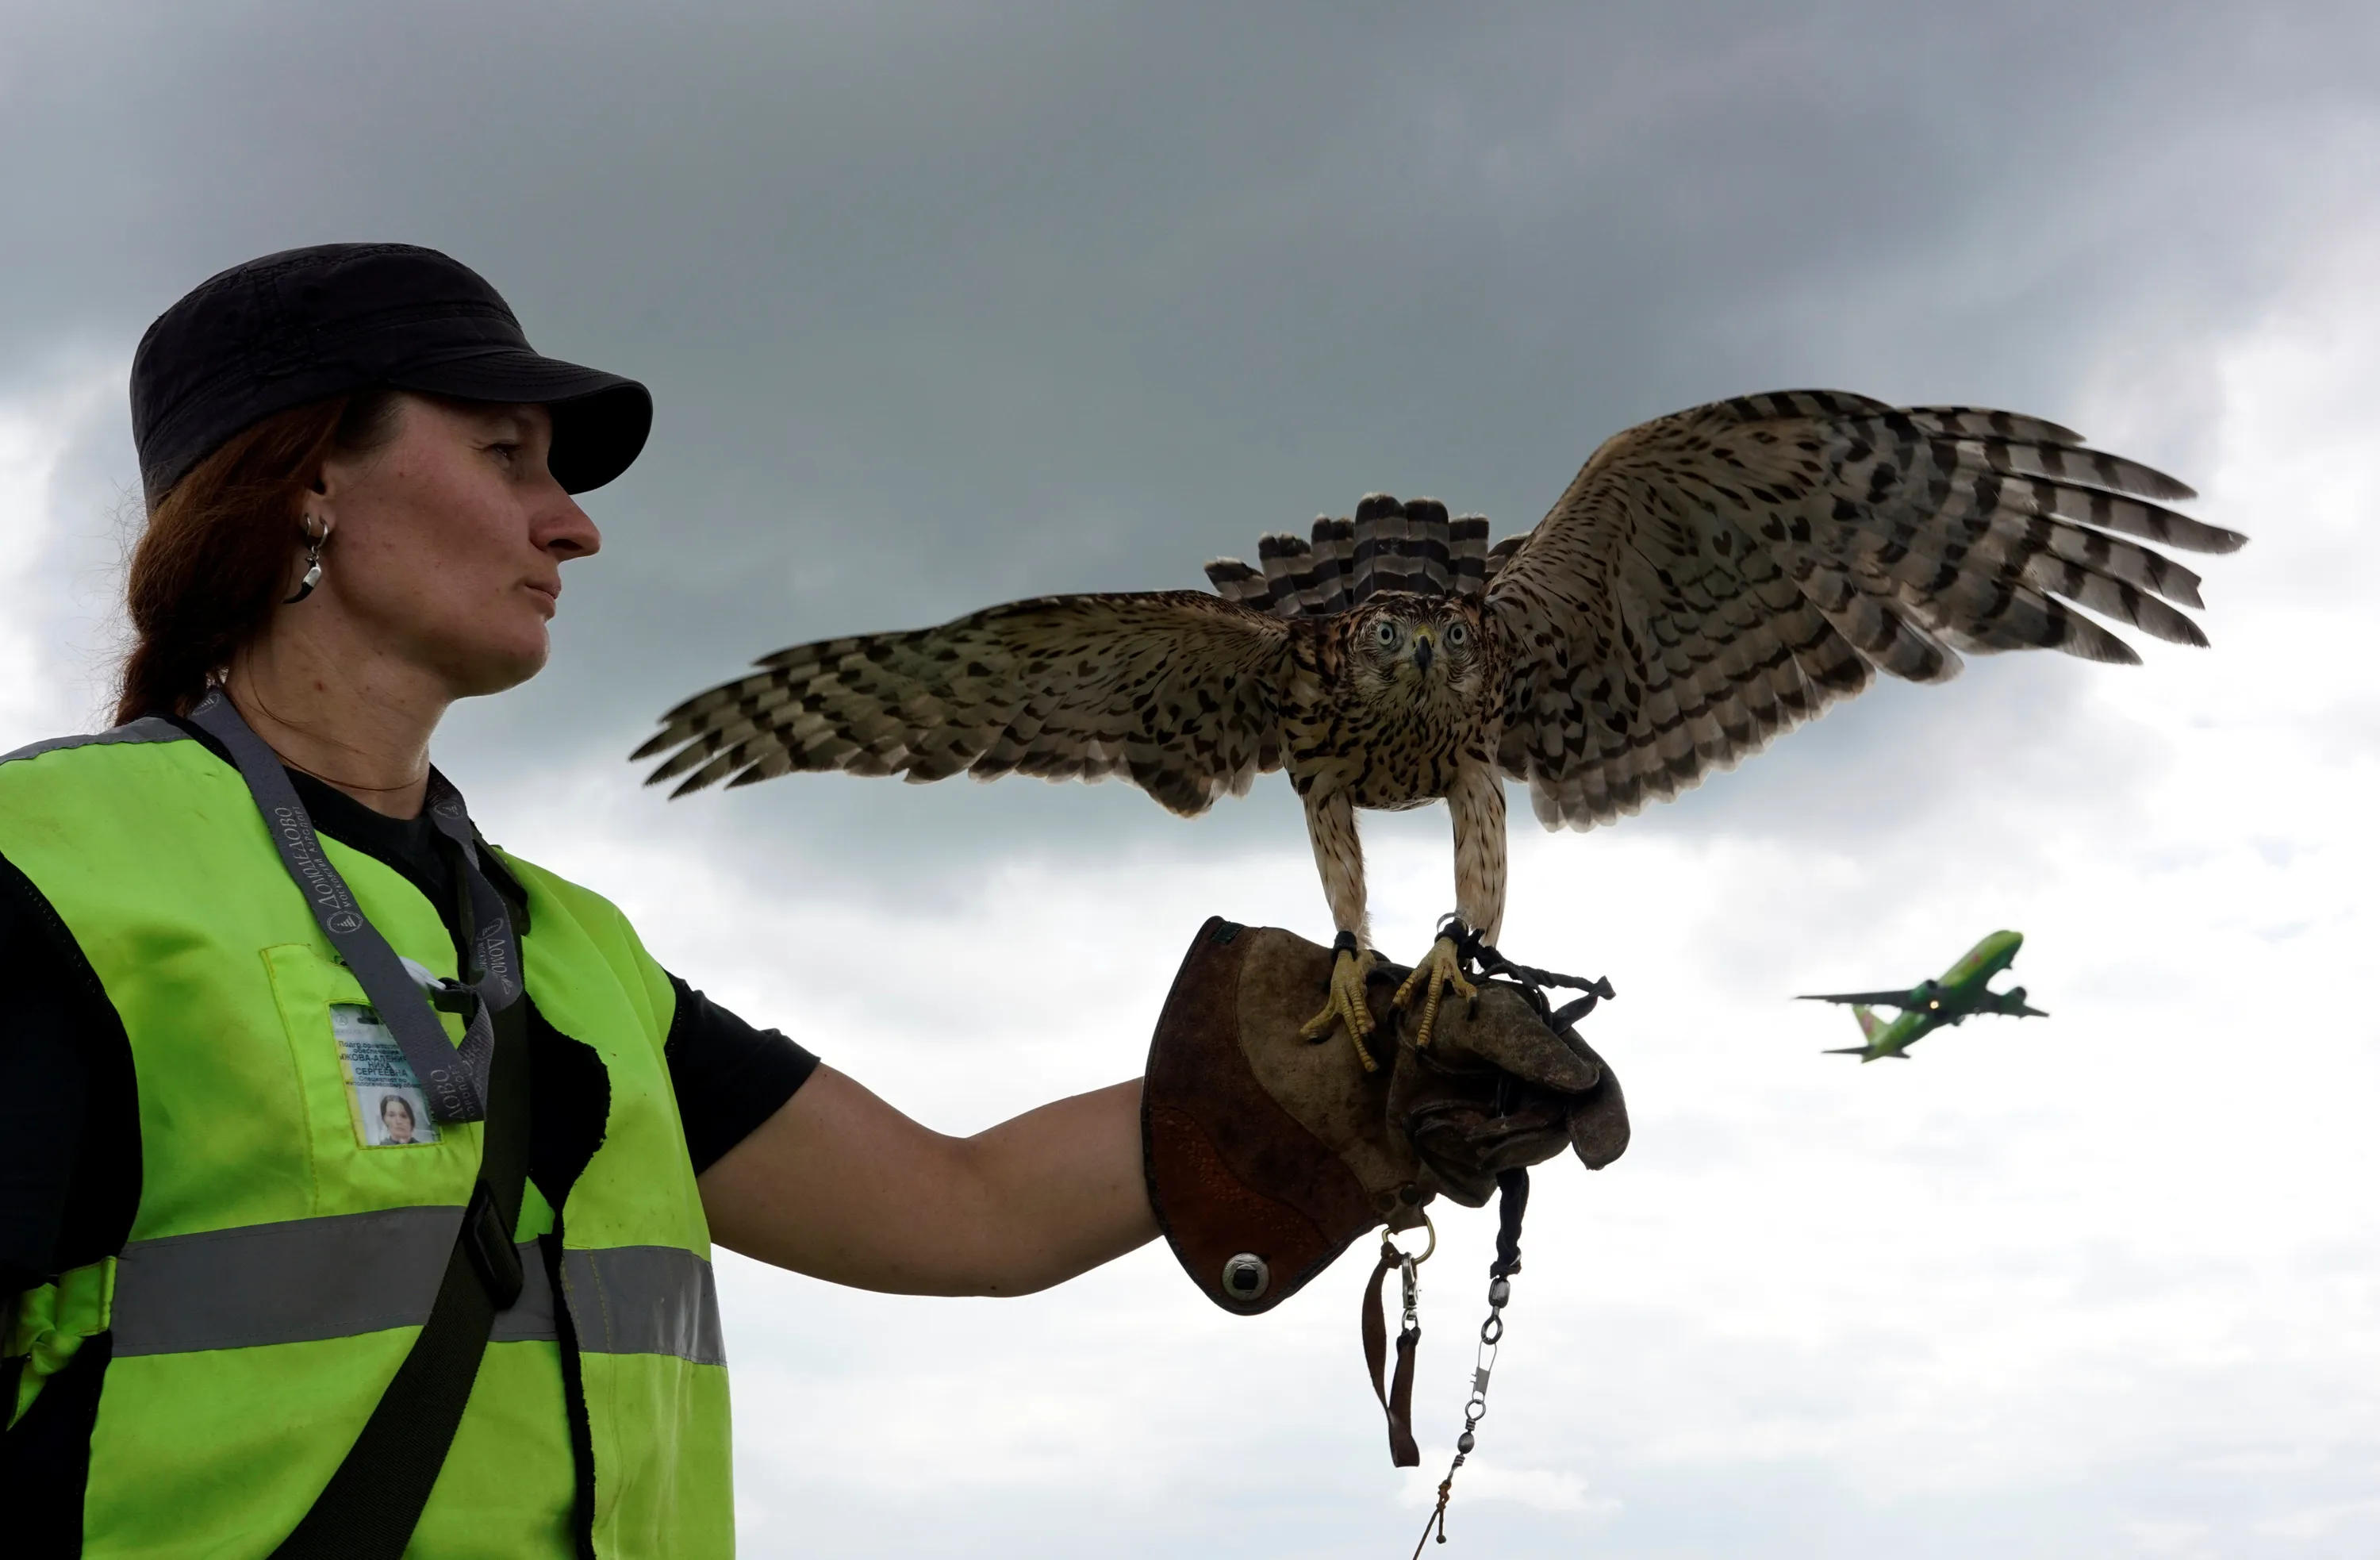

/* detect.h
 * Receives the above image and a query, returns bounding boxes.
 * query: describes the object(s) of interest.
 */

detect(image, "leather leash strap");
[1362,1243,1422,1467]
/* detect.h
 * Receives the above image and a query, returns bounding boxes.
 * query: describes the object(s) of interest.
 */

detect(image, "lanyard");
[190,690,522,1124]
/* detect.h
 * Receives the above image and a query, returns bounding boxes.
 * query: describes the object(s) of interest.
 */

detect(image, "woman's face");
[380,1097,417,1144]
[313,395,601,698]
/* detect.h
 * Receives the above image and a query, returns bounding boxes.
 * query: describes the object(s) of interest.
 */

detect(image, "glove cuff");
[1142,917,1387,1315]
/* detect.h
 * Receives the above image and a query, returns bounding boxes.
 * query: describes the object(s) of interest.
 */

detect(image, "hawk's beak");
[1412,632,1434,673]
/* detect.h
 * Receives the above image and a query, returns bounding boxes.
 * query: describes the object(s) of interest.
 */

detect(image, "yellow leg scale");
[1392,935,1477,1051]
[1301,945,1383,1073]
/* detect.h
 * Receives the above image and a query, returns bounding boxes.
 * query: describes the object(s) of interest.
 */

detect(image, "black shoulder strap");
[270,988,532,1560]
[184,691,544,1556]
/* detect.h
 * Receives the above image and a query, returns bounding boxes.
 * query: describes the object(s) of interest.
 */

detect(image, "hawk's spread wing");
[1486,390,2244,829]
[635,591,1293,817]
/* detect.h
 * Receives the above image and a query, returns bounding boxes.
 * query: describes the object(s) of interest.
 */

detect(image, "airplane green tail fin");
[1853,1003,1883,1042]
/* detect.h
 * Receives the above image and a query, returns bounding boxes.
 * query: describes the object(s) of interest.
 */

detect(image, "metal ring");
[1219,1252,1271,1303]
[1382,1212,1438,1266]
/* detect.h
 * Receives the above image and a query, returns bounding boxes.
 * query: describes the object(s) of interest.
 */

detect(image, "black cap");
[131,243,652,508]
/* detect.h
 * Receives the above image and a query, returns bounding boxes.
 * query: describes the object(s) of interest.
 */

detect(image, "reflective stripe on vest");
[0,717,186,767]
[107,1208,724,1365]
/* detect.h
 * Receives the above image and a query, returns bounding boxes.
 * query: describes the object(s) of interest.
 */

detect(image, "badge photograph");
[329,1003,442,1148]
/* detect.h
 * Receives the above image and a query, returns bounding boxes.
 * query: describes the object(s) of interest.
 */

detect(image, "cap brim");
[393,349,653,494]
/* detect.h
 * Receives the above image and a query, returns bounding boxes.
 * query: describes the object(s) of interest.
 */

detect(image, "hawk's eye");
[1445,622,1468,647]
[1374,621,1399,647]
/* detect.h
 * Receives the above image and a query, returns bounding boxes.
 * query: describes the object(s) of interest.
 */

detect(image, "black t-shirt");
[0,732,819,1309]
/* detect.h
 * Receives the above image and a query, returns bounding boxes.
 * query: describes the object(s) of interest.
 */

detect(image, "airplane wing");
[1797,991,1918,1009]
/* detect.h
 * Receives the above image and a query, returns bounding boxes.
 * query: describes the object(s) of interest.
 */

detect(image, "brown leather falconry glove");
[1142,916,1628,1316]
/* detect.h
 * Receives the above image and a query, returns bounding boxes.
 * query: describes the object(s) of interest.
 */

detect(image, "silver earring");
[285,519,327,604]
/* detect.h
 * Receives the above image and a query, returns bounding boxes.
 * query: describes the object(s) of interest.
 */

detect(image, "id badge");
[331,1003,445,1148]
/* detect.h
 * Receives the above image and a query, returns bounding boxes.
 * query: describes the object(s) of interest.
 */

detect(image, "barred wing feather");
[1486,390,2244,830]
[636,591,1292,817]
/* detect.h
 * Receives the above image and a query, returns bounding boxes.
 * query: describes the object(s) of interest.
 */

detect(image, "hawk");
[636,390,2243,1067]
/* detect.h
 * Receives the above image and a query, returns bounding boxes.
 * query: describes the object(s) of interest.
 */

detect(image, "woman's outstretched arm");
[697,1066,1157,1296]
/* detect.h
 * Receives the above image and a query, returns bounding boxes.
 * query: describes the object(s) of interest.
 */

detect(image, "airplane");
[1798,930,2047,1062]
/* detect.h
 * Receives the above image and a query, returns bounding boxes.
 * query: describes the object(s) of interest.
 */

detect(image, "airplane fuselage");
[1825,930,2035,1061]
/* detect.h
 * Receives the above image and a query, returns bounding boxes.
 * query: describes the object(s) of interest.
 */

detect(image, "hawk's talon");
[1301,947,1383,1073]
[1393,935,1477,1050]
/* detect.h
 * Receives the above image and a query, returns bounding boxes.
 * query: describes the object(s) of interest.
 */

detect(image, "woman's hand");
[696,1067,1157,1296]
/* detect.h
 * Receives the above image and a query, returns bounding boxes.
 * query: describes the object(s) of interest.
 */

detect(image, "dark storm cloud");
[5,0,2370,887]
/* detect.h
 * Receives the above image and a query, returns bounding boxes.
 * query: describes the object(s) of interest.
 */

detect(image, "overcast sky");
[6,3,2378,1556]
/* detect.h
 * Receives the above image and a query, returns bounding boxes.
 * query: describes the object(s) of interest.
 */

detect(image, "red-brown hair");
[114,390,401,724]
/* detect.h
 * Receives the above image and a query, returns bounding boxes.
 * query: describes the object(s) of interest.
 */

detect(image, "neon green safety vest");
[0,721,734,1557]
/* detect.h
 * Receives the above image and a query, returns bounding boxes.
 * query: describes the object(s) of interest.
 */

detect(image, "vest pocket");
[259,943,482,1213]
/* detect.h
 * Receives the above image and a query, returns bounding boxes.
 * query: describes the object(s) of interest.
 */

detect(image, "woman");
[378,1093,423,1147]
[0,244,1157,1558]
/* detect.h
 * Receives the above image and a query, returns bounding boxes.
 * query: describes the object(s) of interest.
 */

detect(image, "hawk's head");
[1342,592,1493,713]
